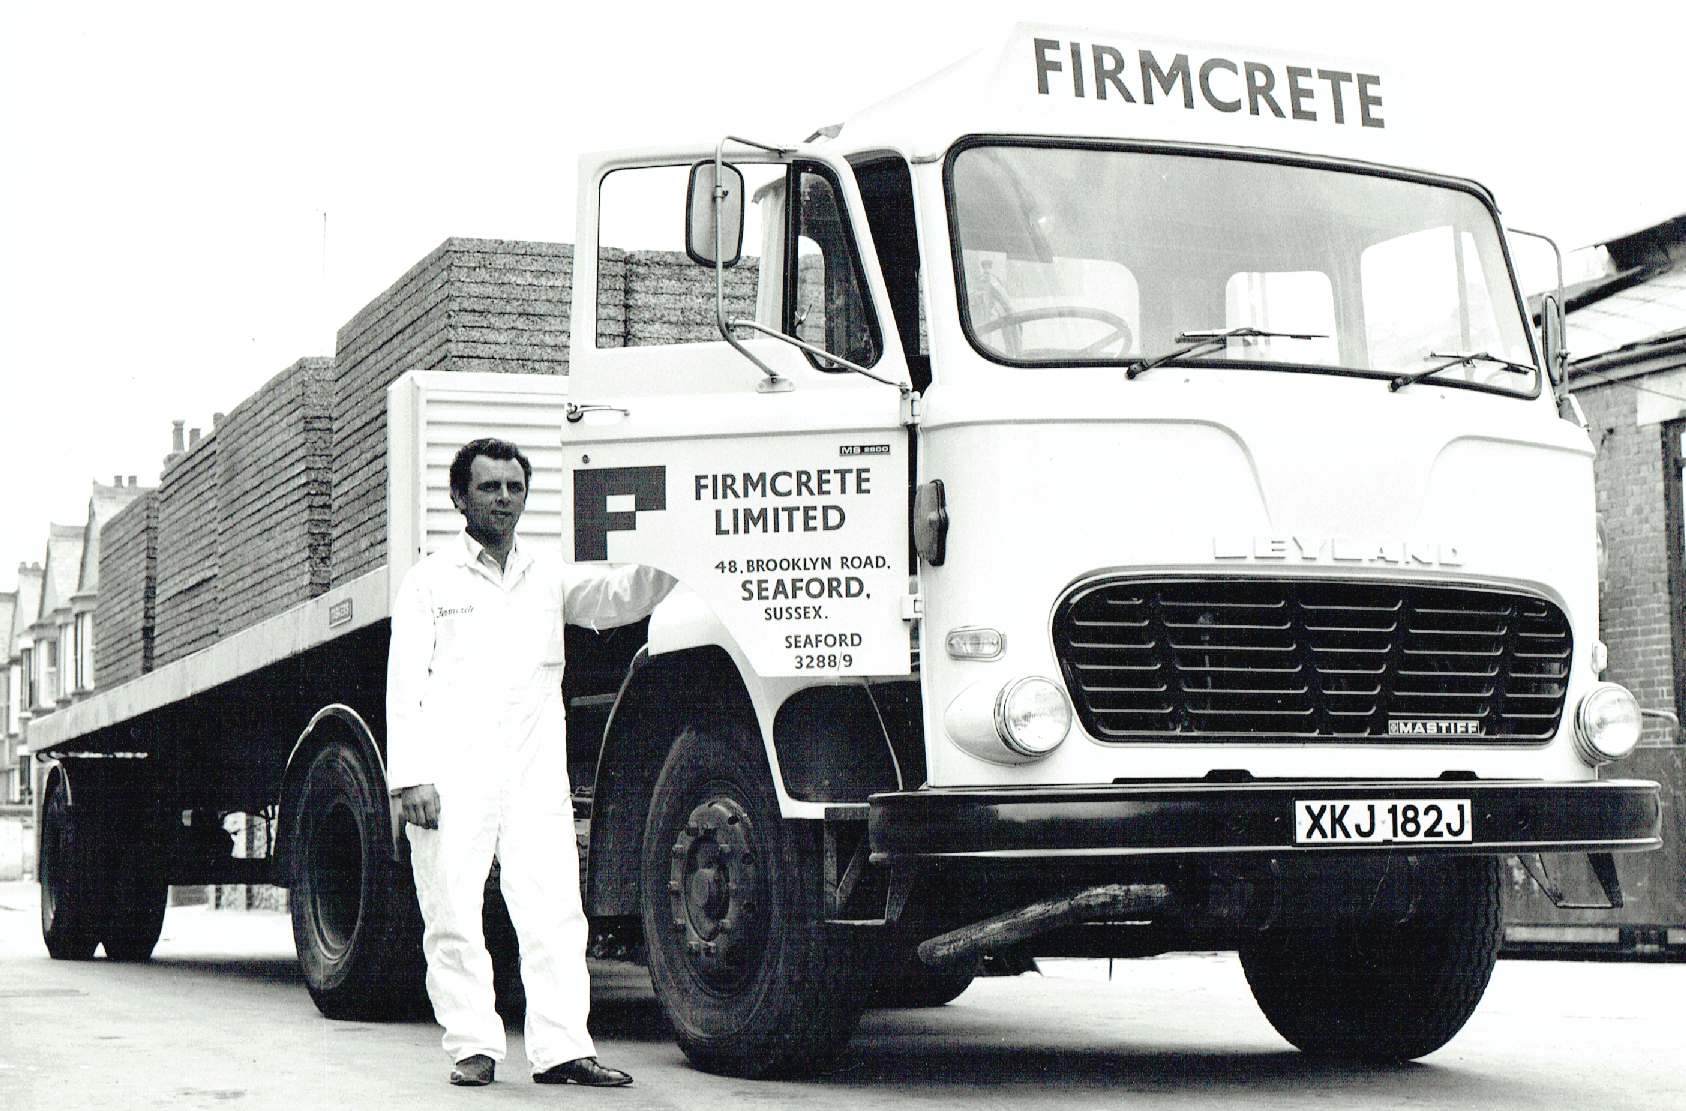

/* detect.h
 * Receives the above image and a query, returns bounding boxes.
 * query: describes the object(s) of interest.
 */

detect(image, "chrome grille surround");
[1052,577,1571,742]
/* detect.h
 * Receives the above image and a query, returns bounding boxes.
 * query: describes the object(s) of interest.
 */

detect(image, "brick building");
[1562,213,1686,726]
[3,480,148,807]
[3,564,44,805]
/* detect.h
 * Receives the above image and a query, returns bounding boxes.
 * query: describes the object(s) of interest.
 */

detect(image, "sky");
[2,0,1683,593]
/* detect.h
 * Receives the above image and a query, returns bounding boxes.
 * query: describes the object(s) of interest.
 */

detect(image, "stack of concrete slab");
[92,492,158,686]
[153,433,220,665]
[620,250,759,346]
[217,357,333,635]
[330,238,576,585]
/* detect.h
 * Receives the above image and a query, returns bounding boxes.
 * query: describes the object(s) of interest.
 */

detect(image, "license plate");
[1293,798,1472,844]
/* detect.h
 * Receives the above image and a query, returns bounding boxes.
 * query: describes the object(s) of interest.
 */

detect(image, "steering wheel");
[974,305,1134,359]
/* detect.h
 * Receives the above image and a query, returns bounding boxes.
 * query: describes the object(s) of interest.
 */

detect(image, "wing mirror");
[686,160,745,268]
[1540,292,1567,388]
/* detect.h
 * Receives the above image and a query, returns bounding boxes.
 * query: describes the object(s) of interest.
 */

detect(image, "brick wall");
[92,492,158,686]
[217,357,333,635]
[1577,381,1679,714]
[154,433,220,665]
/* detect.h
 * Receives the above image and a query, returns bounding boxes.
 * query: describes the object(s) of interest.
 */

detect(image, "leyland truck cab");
[560,25,1660,1075]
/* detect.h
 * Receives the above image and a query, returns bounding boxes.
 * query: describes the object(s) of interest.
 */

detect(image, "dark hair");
[449,438,532,498]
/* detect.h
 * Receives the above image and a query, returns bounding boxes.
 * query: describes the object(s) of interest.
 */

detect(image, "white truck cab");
[559,25,1659,1075]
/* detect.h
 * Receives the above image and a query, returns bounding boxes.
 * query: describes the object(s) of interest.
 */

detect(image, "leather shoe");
[449,1054,496,1086]
[533,1056,633,1087]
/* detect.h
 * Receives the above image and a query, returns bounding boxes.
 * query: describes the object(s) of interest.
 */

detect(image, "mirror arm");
[1509,226,1569,389]
[712,136,794,391]
[725,318,910,394]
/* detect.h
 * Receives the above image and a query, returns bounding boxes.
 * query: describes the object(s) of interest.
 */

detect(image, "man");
[386,437,674,1088]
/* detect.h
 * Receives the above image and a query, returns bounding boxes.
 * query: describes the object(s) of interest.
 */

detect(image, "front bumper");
[868,779,1661,862]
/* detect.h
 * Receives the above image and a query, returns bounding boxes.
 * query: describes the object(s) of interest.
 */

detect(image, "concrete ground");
[2,879,1681,1111]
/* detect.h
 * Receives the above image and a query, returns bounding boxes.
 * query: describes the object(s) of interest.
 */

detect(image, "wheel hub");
[667,797,762,986]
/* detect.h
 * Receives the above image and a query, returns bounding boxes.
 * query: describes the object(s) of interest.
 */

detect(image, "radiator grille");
[1053,578,1571,741]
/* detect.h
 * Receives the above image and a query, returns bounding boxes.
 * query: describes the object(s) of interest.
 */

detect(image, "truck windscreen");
[947,142,1536,396]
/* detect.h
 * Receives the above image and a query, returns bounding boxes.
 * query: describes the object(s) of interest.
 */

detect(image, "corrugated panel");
[388,372,570,593]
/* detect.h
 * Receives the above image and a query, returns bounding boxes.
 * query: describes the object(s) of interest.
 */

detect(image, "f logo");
[574,466,666,560]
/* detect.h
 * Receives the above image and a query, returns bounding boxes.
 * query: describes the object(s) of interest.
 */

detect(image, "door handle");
[565,402,630,424]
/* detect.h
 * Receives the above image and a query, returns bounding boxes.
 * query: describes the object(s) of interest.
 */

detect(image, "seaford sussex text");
[1033,38,1384,129]
[695,468,873,536]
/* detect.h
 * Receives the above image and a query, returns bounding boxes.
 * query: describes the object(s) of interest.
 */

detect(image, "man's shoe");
[449,1054,496,1086]
[533,1056,633,1087]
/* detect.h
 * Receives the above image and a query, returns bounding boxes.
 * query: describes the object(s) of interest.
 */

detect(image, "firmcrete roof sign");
[837,24,1428,171]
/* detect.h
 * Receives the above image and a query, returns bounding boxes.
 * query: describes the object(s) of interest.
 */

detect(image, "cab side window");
[790,164,882,370]
[596,164,781,349]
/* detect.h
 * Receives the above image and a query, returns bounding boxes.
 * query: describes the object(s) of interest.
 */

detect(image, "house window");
[76,612,94,691]
[41,638,58,706]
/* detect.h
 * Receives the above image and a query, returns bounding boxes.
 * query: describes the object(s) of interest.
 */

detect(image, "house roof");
[37,524,86,622]
[8,567,43,656]
[78,481,149,593]
[0,595,14,663]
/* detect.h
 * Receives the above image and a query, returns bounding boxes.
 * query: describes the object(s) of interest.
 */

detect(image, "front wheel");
[640,723,868,1077]
[288,737,426,1019]
[1240,856,1503,1061]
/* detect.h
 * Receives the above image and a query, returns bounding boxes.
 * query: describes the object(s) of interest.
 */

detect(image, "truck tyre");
[289,737,426,1020]
[1239,856,1503,1061]
[868,947,978,1009]
[39,768,102,961]
[640,723,868,1077]
[99,836,169,962]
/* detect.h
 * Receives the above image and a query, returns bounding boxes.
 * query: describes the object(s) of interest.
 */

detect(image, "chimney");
[189,427,202,448]
[212,411,225,428]
[171,420,185,453]
[128,475,137,487]
[112,474,121,486]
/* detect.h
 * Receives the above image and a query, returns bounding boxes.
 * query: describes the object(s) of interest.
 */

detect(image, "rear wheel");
[641,723,868,1077]
[1240,856,1503,1061]
[289,737,426,1019]
[99,820,169,962]
[39,767,102,961]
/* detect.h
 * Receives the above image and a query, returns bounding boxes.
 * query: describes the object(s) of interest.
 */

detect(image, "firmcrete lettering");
[695,467,873,536]
[1033,37,1384,129]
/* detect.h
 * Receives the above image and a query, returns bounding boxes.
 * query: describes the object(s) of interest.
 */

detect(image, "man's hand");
[400,784,441,829]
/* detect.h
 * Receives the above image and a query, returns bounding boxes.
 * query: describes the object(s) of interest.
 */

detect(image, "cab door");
[559,147,913,678]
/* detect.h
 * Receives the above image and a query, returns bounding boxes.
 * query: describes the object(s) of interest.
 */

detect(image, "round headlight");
[1574,682,1642,765]
[994,676,1073,757]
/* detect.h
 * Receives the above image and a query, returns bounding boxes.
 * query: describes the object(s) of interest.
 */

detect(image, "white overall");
[387,531,672,1072]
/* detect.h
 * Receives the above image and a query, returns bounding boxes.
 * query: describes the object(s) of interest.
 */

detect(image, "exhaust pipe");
[917,883,1171,969]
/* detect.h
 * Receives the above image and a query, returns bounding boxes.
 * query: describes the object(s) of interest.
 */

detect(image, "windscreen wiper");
[1389,351,1535,393]
[1127,327,1328,380]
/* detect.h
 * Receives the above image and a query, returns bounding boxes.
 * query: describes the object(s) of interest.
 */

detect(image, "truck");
[34,24,1662,1078]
